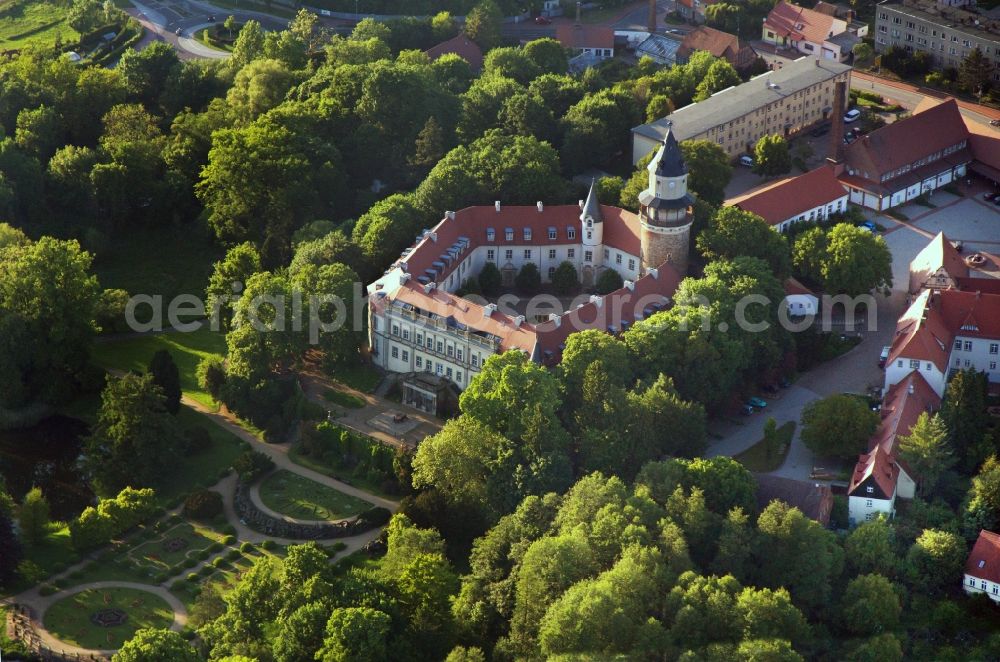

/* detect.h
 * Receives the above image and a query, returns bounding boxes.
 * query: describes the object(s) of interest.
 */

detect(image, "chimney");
[445,210,455,220]
[548,312,561,327]
[648,267,659,280]
[576,1,582,24]
[578,199,585,209]
[483,303,497,319]
[537,201,544,212]
[624,280,635,291]
[495,200,501,212]
[399,273,411,286]
[829,80,847,162]
[512,314,525,327]
[589,294,604,308]
[429,231,438,243]
[648,0,657,34]
[908,381,915,395]
[423,282,436,294]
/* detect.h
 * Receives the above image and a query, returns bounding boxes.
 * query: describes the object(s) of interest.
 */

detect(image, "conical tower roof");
[580,178,603,223]
[648,129,687,178]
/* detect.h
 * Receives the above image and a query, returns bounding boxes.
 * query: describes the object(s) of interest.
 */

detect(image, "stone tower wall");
[640,219,691,276]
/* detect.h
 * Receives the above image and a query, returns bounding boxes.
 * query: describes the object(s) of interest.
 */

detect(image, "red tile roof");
[728,165,848,226]
[424,35,484,71]
[678,25,740,59]
[764,1,838,45]
[755,474,833,525]
[908,232,968,294]
[966,530,1000,584]
[849,444,898,499]
[843,100,970,185]
[784,277,815,297]
[555,24,615,50]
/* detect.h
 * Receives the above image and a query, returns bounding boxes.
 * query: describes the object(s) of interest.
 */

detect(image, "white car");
[739,154,754,167]
[844,108,862,123]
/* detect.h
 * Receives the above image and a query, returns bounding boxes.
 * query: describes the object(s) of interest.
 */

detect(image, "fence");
[5,604,109,661]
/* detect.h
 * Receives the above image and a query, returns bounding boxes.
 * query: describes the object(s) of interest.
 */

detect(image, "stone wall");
[233,481,377,539]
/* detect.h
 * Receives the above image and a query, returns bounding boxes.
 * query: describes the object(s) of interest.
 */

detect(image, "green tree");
[410,115,446,173]
[898,412,954,497]
[792,226,827,285]
[113,628,200,662]
[118,42,180,106]
[696,206,791,279]
[680,139,732,206]
[905,528,966,595]
[316,607,391,662]
[432,11,457,41]
[841,574,901,636]
[705,3,742,33]
[959,47,992,97]
[551,261,579,295]
[445,647,485,662]
[84,373,180,496]
[231,20,266,70]
[595,267,623,294]
[737,586,809,646]
[846,633,904,662]
[940,368,990,469]
[822,223,893,295]
[523,38,568,75]
[853,42,875,68]
[663,572,742,649]
[148,350,181,415]
[465,0,503,50]
[964,455,1000,537]
[694,60,742,102]
[801,395,879,459]
[753,134,792,176]
[273,601,329,662]
[845,516,897,577]
[351,18,391,42]
[18,487,49,546]
[484,47,541,85]
[224,15,236,38]
[0,237,100,409]
[515,262,542,294]
[0,507,22,588]
[478,261,502,296]
[15,105,62,161]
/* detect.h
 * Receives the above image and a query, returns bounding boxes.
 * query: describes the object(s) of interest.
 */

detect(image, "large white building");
[965,530,1000,603]
[366,134,695,411]
[727,164,849,233]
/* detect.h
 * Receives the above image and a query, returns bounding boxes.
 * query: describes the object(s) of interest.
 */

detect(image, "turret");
[639,128,694,275]
[580,178,603,248]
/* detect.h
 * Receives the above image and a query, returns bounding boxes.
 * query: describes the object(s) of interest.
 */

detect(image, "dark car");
[740,404,754,416]
[534,15,551,24]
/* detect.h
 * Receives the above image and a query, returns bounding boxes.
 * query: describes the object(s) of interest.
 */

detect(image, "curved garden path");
[18,581,187,658]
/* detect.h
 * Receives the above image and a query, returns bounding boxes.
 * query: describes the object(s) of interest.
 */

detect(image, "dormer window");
[505,228,514,241]
[486,227,495,241]
[548,227,556,240]
[567,227,576,240]
[524,228,531,241]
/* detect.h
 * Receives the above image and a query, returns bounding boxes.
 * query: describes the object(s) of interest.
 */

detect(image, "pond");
[0,415,93,520]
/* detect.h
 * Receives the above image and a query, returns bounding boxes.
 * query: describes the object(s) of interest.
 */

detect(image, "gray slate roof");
[632,57,852,143]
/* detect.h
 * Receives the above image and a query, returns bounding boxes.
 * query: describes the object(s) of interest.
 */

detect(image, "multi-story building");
[965,530,1000,603]
[631,57,852,162]
[874,0,1000,81]
[762,0,864,62]
[367,134,694,412]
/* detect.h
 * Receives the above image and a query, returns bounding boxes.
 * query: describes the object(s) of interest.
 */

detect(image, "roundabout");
[40,584,184,653]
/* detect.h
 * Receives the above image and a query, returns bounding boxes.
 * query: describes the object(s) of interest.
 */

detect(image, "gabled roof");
[966,530,1000,584]
[764,1,839,45]
[908,232,968,294]
[728,165,847,226]
[848,444,898,499]
[677,25,740,60]
[842,100,970,184]
[887,290,953,373]
[784,277,816,297]
[424,35,484,71]
[555,24,615,50]
[754,474,832,525]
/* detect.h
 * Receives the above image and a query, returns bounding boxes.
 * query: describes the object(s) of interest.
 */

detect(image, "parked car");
[534,15,551,24]
[748,397,767,408]
[991,118,1000,127]
[844,108,862,123]
[740,404,754,416]
[739,154,754,167]
[860,220,879,234]
[983,191,999,201]
[879,345,890,368]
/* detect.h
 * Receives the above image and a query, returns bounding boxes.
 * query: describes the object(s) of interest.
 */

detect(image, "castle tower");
[639,128,694,276]
[580,178,603,249]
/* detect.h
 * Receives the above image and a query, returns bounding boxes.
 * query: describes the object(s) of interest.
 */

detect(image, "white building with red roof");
[908,231,969,295]
[965,530,1000,603]
[727,164,849,233]
[366,135,693,409]
[847,370,939,525]
[763,0,857,61]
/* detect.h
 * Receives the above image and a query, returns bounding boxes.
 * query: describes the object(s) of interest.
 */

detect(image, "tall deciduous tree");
[680,139,733,206]
[696,207,791,279]
[317,607,391,662]
[801,395,879,459]
[752,134,792,176]
[694,60,742,102]
[148,350,182,415]
[959,47,992,97]
[113,628,200,662]
[821,223,892,295]
[905,528,966,595]
[18,487,49,546]
[898,412,954,497]
[940,368,991,469]
[465,0,503,50]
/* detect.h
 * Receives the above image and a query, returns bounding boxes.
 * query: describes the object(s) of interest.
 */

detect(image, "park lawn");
[128,522,220,572]
[259,470,372,521]
[91,327,227,409]
[330,363,382,394]
[0,1,80,49]
[323,388,366,409]
[288,445,396,500]
[4,524,79,594]
[43,587,173,650]
[734,422,796,473]
[92,224,221,303]
[154,407,245,506]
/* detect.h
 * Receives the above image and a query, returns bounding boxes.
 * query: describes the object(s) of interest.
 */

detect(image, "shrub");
[595,267,624,295]
[478,261,502,296]
[153,572,169,583]
[357,507,392,527]
[227,549,240,560]
[514,262,541,294]
[171,580,186,591]
[222,535,235,545]
[196,356,226,400]
[232,450,275,483]
[212,557,225,568]
[182,426,213,456]
[240,542,253,553]
[183,490,224,521]
[199,565,213,576]
[260,540,276,550]
[222,524,236,536]
[186,573,199,582]
[209,542,223,552]
[551,261,579,295]
[198,550,210,561]
[39,584,57,596]
[184,558,198,568]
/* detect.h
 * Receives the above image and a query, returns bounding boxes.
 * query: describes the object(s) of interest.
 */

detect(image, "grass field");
[128,523,219,572]
[0,1,80,50]
[734,421,796,473]
[93,224,221,303]
[259,470,371,521]
[91,327,227,409]
[43,587,174,650]
[323,388,366,409]
[330,364,382,394]
[156,407,244,505]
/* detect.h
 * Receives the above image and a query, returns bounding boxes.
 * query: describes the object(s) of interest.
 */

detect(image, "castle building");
[366,133,692,409]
